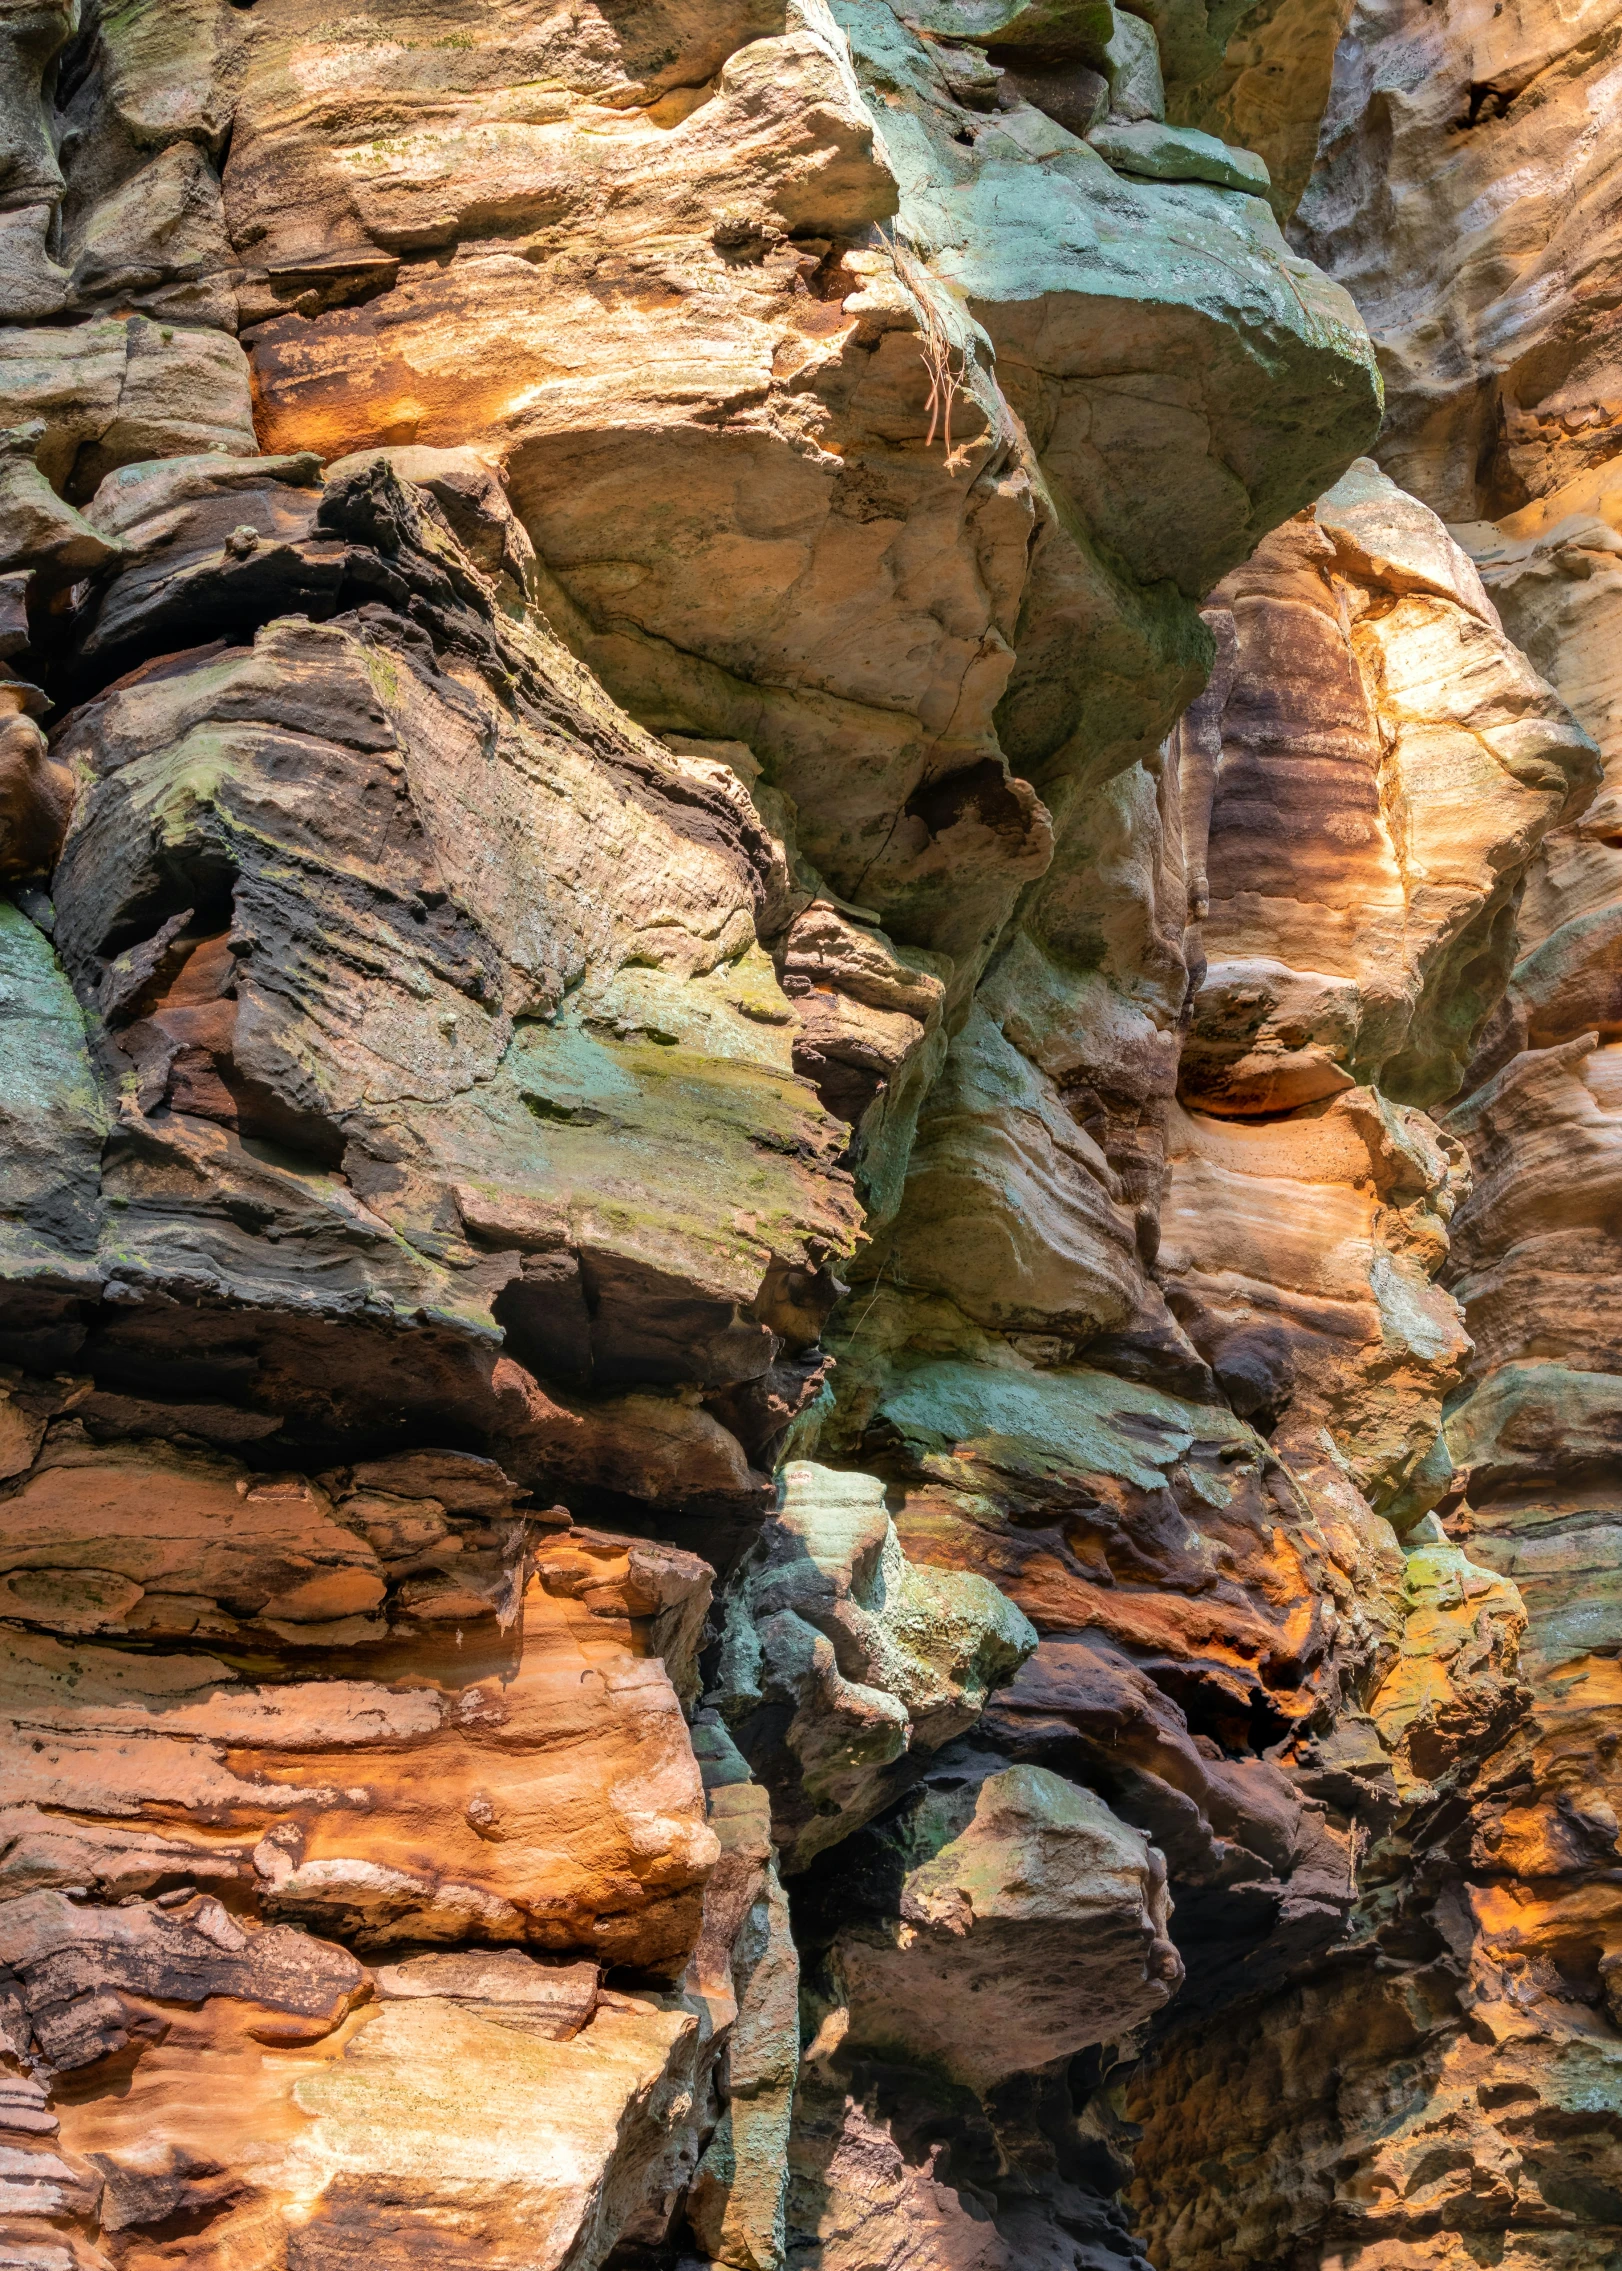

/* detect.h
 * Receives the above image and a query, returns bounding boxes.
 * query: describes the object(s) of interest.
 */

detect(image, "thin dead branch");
[882,229,970,464]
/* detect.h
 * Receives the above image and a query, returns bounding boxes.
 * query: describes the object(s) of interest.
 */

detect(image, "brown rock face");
[1184,460,1594,1116]
[1,0,1616,2267]
[1293,0,1622,521]
[1109,0,1622,2264]
[0,1429,719,1948]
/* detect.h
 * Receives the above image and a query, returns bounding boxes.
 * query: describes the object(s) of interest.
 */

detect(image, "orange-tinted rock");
[0,1432,716,1972]
[1115,0,1622,2223]
[1182,461,1597,1115]
[5,0,1585,2262]
[1159,1088,1472,1515]
[0,684,71,885]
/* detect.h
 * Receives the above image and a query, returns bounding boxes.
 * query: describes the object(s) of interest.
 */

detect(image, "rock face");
[715,1460,1037,1869]
[1293,0,1622,521]
[1100,2,1622,2267]
[0,2,1614,2270]
[810,1760,1182,2086]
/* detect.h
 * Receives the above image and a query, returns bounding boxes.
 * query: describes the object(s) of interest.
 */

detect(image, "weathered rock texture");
[1294,0,1622,522]
[1097,2,1622,2266]
[0,2,1614,2270]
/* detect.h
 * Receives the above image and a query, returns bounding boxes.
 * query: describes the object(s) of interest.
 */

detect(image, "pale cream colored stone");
[1295,0,1622,517]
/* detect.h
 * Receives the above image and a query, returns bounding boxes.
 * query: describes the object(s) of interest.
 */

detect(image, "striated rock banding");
[3,0,1616,2268]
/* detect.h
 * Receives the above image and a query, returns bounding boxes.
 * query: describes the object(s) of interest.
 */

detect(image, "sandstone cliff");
[1121,3,1622,2265]
[0,4,1615,2271]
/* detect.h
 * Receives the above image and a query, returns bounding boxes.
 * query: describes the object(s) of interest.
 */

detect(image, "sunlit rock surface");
[715,1460,1036,1869]
[1,0,1615,2267]
[1110,0,1622,2258]
[1293,0,1622,522]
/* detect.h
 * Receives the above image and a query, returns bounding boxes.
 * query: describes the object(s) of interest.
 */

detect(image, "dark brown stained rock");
[1,1890,367,2072]
[16,462,861,1489]
[980,1635,1368,2008]
[777,896,951,1134]
[68,448,333,678]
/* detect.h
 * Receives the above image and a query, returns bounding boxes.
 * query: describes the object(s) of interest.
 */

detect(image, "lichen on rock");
[715,1459,1037,1867]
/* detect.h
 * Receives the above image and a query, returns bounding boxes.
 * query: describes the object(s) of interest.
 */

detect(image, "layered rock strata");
[0,2,1612,2270]
[1110,2,1622,2258]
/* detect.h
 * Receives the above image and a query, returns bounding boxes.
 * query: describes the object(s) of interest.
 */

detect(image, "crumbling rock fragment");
[715,1460,1036,1868]
[809,1759,1182,2088]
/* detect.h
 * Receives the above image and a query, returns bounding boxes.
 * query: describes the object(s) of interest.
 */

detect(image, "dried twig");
[882,229,969,463]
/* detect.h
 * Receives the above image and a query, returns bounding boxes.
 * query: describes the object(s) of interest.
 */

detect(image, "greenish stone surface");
[0,899,106,1272]
[875,1356,1251,1494]
[1088,117,1271,192]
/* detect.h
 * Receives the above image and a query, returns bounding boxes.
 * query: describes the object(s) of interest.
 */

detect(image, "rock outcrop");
[1294,0,1622,521]
[715,1460,1037,1869]
[0,1,1615,2269]
[1105,4,1622,2263]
